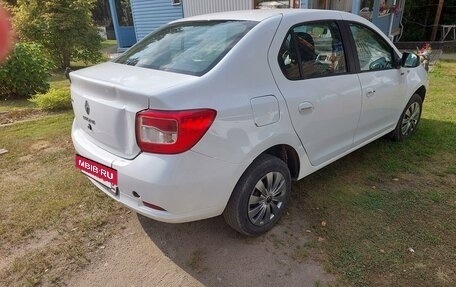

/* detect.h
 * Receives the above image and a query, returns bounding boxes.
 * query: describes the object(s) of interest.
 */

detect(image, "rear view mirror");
[402,52,420,68]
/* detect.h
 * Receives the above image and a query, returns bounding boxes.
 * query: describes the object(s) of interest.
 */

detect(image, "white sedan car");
[71,9,428,236]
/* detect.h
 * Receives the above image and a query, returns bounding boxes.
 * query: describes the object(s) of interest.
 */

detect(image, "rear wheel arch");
[222,144,299,235]
[263,144,300,180]
[223,153,292,236]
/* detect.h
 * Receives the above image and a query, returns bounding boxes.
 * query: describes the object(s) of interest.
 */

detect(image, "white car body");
[71,9,428,229]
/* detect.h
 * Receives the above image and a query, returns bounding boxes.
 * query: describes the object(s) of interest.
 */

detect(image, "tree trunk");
[61,48,71,70]
[431,0,444,41]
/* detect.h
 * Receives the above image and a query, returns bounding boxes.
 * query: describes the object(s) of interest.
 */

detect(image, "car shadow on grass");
[137,205,335,287]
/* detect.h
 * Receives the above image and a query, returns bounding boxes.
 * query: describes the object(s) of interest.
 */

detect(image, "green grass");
[0,98,35,112]
[0,58,455,286]
[0,41,117,285]
[0,113,126,286]
[295,61,456,286]
[100,39,117,51]
[49,72,70,89]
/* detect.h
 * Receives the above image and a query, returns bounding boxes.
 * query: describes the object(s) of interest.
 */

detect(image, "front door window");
[349,23,394,71]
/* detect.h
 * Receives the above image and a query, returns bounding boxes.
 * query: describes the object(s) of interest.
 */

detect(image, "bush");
[14,0,103,69]
[0,42,53,99]
[29,87,72,111]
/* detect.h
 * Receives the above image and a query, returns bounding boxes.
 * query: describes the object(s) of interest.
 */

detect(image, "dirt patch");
[30,140,51,151]
[18,154,33,162]
[67,212,335,287]
[0,230,58,273]
[29,140,65,155]
[0,109,46,125]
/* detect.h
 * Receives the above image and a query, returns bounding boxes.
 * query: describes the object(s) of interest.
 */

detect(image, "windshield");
[115,20,257,76]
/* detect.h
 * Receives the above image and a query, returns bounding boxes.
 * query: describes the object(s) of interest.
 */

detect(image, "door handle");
[299,102,314,113]
[366,88,376,97]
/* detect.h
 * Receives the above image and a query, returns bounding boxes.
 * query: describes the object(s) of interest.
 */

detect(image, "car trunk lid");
[70,62,196,159]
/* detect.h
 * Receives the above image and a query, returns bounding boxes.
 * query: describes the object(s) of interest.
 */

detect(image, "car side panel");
[403,65,429,104]
[155,15,308,167]
[354,69,404,144]
[267,12,363,166]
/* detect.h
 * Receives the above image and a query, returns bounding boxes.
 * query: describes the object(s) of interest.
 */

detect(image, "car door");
[270,20,362,166]
[348,22,405,145]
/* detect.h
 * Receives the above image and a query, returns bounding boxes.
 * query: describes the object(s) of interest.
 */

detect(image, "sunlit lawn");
[0,59,454,286]
[297,60,456,286]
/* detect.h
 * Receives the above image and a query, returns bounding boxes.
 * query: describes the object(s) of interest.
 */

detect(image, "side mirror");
[401,52,420,68]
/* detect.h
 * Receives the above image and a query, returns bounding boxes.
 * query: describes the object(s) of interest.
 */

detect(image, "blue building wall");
[131,0,184,41]
[108,0,136,49]
[370,0,404,38]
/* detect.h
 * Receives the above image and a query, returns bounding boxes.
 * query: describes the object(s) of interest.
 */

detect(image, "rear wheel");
[223,154,291,236]
[390,94,423,141]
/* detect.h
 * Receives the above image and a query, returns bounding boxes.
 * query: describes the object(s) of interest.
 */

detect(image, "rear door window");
[278,21,347,80]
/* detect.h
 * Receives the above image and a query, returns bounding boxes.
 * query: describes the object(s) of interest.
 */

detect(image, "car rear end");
[70,18,262,222]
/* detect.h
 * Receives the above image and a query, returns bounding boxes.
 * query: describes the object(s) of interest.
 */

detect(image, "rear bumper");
[71,120,245,223]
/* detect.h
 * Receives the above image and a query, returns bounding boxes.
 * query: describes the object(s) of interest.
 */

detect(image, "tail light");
[136,109,216,154]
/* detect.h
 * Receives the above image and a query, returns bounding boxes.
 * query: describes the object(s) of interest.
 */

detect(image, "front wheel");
[390,93,423,141]
[223,154,291,236]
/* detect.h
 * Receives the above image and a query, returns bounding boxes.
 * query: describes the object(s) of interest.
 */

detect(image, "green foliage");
[29,87,71,111]
[402,0,456,41]
[0,42,52,99]
[3,0,17,6]
[14,0,103,69]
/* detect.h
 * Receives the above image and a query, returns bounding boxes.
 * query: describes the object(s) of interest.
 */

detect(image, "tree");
[14,0,103,69]
[2,0,17,6]
[402,0,456,41]
[92,0,112,27]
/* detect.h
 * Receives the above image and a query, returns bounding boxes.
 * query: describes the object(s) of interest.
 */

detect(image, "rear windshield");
[115,20,257,76]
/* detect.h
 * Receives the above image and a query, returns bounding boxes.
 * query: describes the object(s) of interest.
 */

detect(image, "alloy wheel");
[248,171,287,226]
[401,102,420,136]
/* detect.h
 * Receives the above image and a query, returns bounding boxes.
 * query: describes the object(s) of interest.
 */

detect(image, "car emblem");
[84,100,90,115]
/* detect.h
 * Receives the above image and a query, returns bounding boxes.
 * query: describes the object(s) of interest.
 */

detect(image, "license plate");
[75,155,118,195]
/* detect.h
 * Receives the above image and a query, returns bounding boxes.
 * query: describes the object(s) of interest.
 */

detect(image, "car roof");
[170,8,400,55]
[174,9,345,23]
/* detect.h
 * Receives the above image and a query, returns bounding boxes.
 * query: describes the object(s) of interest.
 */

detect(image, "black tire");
[223,154,291,236]
[389,93,423,141]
